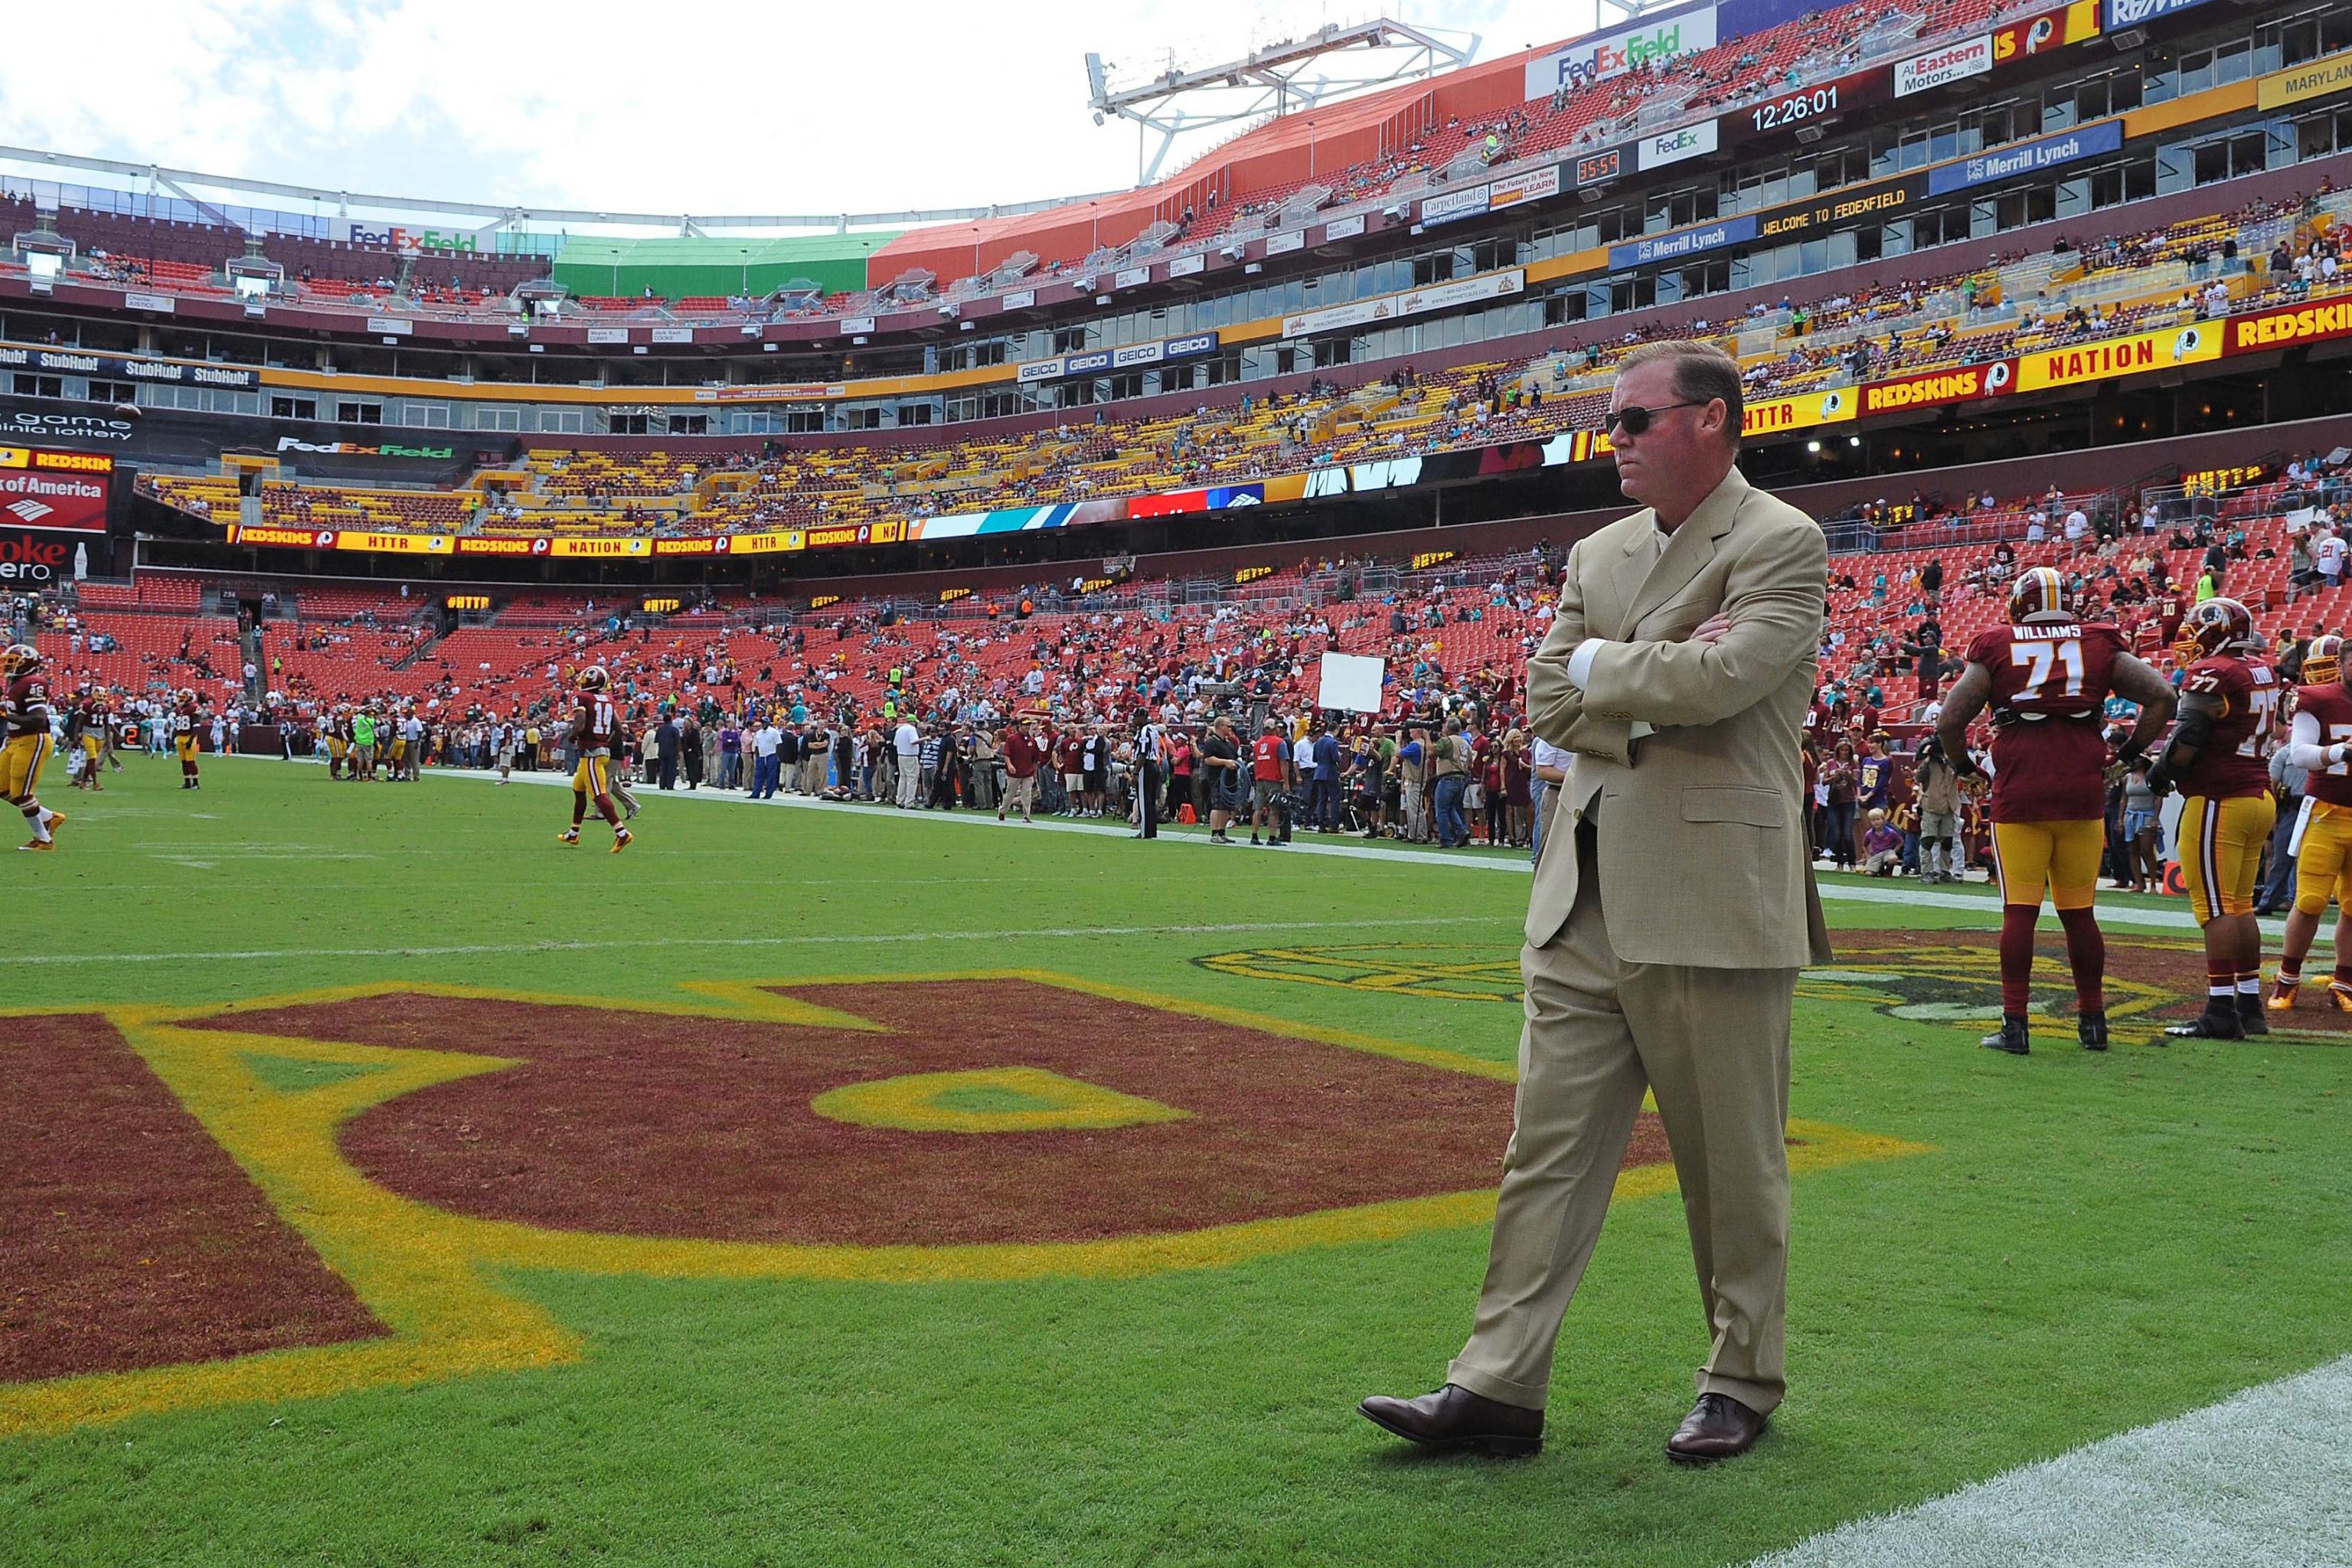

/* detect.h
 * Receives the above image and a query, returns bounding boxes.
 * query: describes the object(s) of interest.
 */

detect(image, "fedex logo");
[344,224,481,255]
[1528,9,1717,97]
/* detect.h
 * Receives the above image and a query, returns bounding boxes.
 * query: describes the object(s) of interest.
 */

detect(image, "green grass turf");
[3,758,2347,1567]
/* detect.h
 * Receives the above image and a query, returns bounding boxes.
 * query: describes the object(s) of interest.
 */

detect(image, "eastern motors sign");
[1895,34,1994,96]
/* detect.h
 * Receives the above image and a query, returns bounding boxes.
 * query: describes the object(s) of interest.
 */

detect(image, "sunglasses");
[1605,400,1707,436]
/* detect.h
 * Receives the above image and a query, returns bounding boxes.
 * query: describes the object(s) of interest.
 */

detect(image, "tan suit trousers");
[1449,824,1796,1416]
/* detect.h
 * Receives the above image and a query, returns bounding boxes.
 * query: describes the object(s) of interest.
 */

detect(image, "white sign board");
[1318,652,1387,714]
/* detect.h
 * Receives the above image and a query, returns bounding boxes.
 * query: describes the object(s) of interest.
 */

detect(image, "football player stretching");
[1,645,67,851]
[560,666,632,853]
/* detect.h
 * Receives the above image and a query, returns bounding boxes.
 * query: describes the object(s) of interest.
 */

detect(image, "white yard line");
[124,757,2333,946]
[1740,1353,2352,1568]
[0,913,1509,968]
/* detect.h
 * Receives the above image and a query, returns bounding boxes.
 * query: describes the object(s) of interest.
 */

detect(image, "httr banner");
[1741,388,1855,438]
[0,469,109,534]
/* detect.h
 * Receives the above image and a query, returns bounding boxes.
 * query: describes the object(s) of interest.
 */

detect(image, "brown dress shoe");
[1665,1392,1768,1465]
[1358,1383,1544,1457]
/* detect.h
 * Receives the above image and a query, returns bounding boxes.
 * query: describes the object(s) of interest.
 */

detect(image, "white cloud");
[0,0,1598,229]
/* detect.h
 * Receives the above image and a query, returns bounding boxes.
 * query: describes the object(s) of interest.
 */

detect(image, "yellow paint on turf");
[811,1066,1188,1132]
[0,974,1928,1436]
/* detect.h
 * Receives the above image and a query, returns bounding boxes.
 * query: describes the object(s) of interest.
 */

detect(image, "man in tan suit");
[1362,340,1831,1465]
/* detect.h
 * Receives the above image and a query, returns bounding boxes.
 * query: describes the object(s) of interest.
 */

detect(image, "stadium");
[3,0,2350,1561]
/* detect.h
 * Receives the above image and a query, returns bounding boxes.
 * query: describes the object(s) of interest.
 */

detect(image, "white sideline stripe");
[273,752,1544,873]
[168,756,2338,942]
[0,914,1506,968]
[397,760,2334,937]
[1740,1353,2352,1568]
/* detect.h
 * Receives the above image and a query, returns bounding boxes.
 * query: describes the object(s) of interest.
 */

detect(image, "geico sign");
[0,531,70,581]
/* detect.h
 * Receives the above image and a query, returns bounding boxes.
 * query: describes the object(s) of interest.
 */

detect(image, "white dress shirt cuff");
[1564,639,1655,740]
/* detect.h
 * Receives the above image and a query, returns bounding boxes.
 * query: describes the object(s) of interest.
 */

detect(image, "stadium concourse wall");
[127,410,2352,616]
[190,145,2352,474]
[867,0,1815,283]
[691,411,2352,606]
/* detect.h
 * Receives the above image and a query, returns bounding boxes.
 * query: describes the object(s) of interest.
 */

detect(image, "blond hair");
[1619,340,1744,449]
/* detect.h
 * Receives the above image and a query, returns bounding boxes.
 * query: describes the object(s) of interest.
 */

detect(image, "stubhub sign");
[1524,5,1718,98]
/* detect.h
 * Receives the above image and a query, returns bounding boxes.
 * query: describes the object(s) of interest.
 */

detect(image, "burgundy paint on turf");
[189,981,1681,1248]
[0,1015,385,1386]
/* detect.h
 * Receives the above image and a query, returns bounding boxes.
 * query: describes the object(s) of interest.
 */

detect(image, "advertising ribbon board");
[2259,51,2352,111]
[1859,360,2017,413]
[2017,322,2221,391]
[2224,298,2352,353]
[0,469,109,534]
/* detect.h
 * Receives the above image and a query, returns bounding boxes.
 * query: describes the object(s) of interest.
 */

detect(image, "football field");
[4,756,2347,1567]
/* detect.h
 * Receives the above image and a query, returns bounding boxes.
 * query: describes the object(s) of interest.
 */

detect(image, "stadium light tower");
[1595,0,1679,23]
[1086,18,1477,187]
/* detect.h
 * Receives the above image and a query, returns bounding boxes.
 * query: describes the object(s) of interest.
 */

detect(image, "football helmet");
[2007,566,2073,624]
[177,688,197,706]
[0,642,40,678]
[2175,596,2255,665]
[577,665,610,694]
[2306,633,2346,688]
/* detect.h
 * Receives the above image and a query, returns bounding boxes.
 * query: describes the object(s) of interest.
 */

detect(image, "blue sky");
[1,0,1599,226]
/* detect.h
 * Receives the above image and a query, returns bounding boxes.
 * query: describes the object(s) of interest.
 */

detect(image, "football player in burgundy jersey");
[172,688,203,789]
[2147,596,2282,1040]
[1936,567,2175,1054]
[561,665,632,852]
[2270,634,2352,1011]
[0,644,66,851]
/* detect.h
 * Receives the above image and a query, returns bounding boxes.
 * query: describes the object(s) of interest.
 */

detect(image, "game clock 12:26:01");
[1749,83,1841,132]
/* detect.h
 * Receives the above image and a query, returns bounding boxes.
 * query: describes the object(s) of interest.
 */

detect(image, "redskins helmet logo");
[2007,566,2070,624]
[2175,596,2254,666]
[0,642,38,678]
[2306,634,2345,688]
[577,665,610,693]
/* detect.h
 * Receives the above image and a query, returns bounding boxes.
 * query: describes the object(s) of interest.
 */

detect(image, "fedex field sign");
[1524,8,1718,97]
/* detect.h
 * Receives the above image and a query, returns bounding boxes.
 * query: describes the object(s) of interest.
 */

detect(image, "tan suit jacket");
[1524,466,1834,969]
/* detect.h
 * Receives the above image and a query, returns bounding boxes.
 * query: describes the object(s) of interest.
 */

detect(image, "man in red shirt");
[1054,727,1087,817]
[998,719,1042,824]
[1250,718,1289,848]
